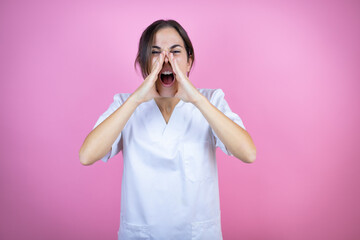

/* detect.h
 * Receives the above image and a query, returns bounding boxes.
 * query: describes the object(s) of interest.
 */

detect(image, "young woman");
[79,19,256,240]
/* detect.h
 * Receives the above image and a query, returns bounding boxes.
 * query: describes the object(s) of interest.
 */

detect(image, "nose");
[164,51,169,64]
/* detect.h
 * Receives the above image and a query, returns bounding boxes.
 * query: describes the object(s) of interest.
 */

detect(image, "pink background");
[1,0,359,239]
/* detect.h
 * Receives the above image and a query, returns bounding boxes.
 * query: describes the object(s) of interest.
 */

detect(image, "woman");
[79,19,256,240]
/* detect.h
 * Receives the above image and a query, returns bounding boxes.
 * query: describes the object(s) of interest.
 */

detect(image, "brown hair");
[134,19,195,79]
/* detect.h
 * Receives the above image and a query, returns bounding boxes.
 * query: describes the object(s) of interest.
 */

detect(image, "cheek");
[172,54,183,65]
[175,56,187,69]
[173,53,183,59]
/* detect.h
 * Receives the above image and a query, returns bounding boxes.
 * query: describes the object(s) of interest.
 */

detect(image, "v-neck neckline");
[153,98,184,126]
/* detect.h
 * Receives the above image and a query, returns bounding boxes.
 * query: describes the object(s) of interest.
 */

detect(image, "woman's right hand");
[131,51,165,104]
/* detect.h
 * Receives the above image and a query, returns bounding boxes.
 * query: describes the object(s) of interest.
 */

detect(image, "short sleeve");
[92,94,128,163]
[209,89,246,156]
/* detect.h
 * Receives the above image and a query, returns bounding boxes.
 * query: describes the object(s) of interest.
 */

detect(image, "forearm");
[194,95,256,163]
[79,95,140,165]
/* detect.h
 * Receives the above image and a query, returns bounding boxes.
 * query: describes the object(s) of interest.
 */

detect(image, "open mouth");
[160,71,175,87]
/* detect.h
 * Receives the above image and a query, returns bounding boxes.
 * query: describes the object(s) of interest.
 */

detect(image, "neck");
[155,97,180,113]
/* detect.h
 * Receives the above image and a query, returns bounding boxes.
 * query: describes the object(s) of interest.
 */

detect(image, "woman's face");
[150,27,192,98]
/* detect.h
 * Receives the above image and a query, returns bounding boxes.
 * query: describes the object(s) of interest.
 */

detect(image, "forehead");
[152,27,183,46]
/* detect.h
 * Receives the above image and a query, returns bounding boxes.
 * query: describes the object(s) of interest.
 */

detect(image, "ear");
[186,57,193,73]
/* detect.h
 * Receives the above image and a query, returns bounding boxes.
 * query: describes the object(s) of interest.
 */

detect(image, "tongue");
[162,74,174,84]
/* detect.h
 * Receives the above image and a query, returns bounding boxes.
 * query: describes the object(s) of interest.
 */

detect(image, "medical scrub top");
[93,88,246,240]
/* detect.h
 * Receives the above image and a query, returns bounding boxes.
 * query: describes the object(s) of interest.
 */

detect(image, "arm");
[79,51,167,165]
[194,95,256,163]
[167,52,256,163]
[79,96,139,165]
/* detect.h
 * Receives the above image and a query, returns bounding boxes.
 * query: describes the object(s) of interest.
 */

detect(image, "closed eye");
[151,51,180,54]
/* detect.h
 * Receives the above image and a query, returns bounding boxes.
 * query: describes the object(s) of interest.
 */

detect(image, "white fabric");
[93,88,246,240]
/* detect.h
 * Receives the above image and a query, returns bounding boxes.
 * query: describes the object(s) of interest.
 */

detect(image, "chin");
[156,80,177,98]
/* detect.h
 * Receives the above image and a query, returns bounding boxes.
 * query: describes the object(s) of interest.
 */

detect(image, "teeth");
[162,71,173,75]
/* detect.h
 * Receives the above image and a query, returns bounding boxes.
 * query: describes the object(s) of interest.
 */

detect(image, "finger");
[168,52,176,73]
[150,55,160,74]
[150,52,165,80]
[169,53,185,80]
[154,52,165,79]
[156,51,165,72]
[169,53,181,76]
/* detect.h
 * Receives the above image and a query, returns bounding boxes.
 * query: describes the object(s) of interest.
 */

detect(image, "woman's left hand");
[167,52,203,104]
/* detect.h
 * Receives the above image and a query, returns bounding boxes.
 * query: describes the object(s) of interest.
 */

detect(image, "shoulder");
[112,93,131,105]
[198,88,225,102]
[103,93,131,112]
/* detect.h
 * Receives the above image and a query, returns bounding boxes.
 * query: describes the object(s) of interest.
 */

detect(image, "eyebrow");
[151,44,183,50]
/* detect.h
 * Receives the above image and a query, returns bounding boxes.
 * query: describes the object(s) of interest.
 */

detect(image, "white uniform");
[93,88,246,240]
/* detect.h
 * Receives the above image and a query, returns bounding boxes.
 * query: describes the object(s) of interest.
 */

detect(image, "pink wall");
[1,0,359,239]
